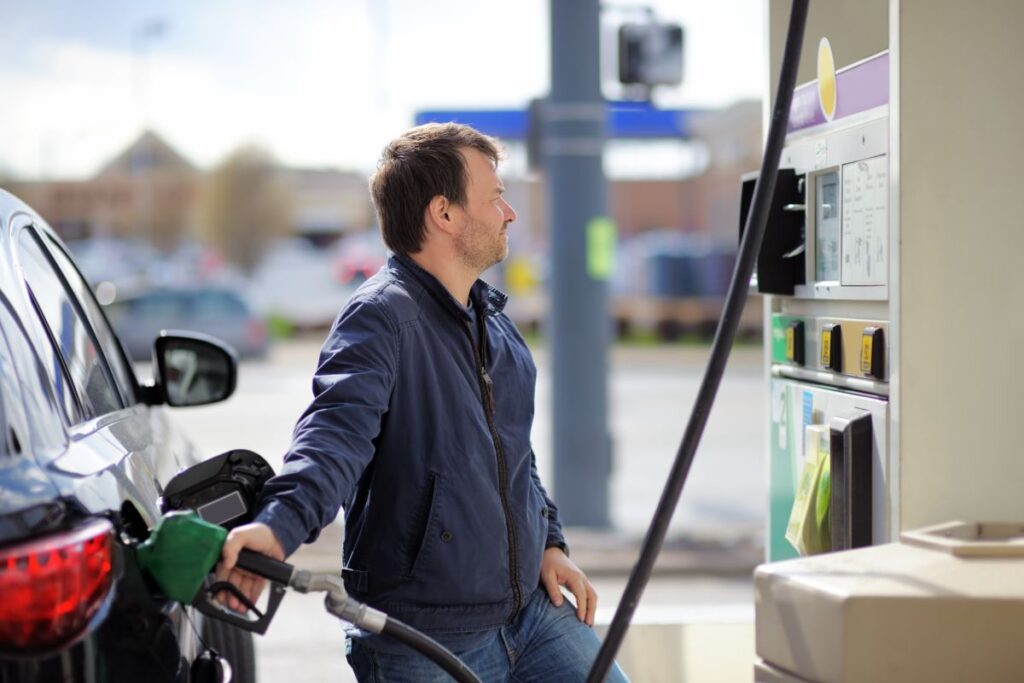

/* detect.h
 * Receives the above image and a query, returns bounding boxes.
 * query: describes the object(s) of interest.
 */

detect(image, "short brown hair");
[369,123,501,254]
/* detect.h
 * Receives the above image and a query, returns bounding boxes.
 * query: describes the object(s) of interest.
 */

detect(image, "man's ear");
[426,195,456,235]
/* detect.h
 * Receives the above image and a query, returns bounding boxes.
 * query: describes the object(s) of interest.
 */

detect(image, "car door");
[10,215,205,667]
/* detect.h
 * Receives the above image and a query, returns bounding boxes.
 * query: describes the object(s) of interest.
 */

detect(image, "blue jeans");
[346,587,630,682]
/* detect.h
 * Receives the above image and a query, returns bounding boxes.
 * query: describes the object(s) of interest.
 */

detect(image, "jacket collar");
[389,252,508,320]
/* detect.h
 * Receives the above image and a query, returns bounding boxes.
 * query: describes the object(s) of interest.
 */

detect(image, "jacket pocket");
[403,472,440,578]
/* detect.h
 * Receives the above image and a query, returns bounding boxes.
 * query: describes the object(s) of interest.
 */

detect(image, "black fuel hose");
[233,550,481,682]
[585,1,810,680]
[380,616,482,683]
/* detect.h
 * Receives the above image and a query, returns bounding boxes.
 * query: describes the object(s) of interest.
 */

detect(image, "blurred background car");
[246,237,355,330]
[331,230,388,287]
[105,286,269,362]
[64,237,159,295]
[0,188,254,682]
[66,237,234,295]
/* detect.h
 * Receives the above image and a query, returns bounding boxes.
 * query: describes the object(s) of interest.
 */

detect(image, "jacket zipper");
[461,318,523,621]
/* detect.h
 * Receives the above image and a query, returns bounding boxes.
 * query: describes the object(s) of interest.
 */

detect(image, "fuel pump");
[748,40,893,561]
[752,1,1024,680]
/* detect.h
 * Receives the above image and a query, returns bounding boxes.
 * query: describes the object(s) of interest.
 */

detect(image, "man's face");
[451,147,517,273]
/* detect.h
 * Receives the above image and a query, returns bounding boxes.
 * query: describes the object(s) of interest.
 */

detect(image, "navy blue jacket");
[256,253,566,634]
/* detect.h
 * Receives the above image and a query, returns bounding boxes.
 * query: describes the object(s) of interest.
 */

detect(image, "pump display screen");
[815,171,841,281]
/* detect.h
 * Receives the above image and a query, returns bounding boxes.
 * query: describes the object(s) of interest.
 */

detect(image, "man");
[218,123,628,682]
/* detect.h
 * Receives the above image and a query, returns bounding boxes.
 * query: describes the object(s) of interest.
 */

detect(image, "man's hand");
[540,546,596,627]
[215,522,286,614]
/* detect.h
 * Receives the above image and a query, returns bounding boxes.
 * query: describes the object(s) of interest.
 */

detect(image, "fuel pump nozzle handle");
[236,548,295,586]
[193,548,294,635]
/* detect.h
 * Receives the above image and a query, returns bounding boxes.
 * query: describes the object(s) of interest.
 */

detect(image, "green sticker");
[586,217,617,280]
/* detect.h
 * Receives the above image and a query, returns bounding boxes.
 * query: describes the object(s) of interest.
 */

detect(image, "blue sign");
[414,102,702,140]
[413,109,528,140]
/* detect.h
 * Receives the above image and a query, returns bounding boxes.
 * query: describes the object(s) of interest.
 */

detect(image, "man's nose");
[502,199,517,224]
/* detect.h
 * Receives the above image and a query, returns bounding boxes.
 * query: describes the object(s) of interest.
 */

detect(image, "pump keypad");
[860,327,885,379]
[786,321,806,365]
[821,324,843,372]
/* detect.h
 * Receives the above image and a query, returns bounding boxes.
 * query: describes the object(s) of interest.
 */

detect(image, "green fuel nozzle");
[134,510,291,634]
[136,510,227,603]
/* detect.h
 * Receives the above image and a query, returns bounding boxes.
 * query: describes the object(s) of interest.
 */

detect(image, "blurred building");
[502,99,762,248]
[495,99,763,335]
[6,131,198,247]
[282,168,374,248]
[609,101,763,240]
[2,131,375,252]
[688,100,764,241]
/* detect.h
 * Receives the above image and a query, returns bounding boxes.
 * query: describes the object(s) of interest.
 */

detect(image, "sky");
[0,0,765,180]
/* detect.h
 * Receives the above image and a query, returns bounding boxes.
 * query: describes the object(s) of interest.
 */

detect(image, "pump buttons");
[860,327,885,379]
[821,324,842,372]
[786,321,806,366]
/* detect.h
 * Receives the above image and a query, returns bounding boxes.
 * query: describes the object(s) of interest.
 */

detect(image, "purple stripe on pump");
[788,51,889,133]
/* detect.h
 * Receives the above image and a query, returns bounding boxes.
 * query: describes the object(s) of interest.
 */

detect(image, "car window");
[191,291,247,318]
[11,240,82,424]
[0,397,7,458]
[16,227,123,421]
[43,234,137,403]
[0,296,66,459]
[0,321,16,458]
[131,291,187,318]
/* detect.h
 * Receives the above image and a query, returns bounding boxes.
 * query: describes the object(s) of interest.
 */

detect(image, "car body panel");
[0,455,64,536]
[0,188,239,681]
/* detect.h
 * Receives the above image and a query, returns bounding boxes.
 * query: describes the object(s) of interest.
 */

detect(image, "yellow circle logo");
[817,38,837,121]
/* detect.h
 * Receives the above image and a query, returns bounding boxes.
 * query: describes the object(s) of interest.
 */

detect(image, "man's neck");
[407,250,477,307]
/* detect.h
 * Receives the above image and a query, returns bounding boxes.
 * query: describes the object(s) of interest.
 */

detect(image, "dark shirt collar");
[389,252,508,320]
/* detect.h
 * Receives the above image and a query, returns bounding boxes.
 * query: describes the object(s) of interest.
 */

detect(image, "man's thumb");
[220,533,242,572]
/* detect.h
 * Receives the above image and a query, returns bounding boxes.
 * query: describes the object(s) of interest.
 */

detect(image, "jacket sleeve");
[255,295,399,557]
[530,448,569,556]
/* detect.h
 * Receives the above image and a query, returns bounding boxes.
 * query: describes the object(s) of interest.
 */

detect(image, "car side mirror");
[149,332,238,407]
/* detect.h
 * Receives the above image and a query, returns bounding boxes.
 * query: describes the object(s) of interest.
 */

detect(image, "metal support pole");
[545,0,611,527]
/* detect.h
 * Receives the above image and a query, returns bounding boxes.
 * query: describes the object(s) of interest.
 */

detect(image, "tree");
[198,145,293,273]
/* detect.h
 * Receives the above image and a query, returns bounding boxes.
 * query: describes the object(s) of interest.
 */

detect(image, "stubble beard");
[455,218,509,274]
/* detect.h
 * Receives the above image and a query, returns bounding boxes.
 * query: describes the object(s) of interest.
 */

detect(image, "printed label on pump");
[841,155,888,286]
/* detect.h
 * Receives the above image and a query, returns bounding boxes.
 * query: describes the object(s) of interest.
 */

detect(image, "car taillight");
[0,518,115,651]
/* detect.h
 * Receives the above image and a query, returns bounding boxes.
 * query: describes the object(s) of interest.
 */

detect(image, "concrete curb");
[564,528,762,577]
[290,523,763,578]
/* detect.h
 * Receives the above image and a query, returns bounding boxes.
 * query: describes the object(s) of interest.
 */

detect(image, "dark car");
[0,189,255,682]
[105,287,269,362]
